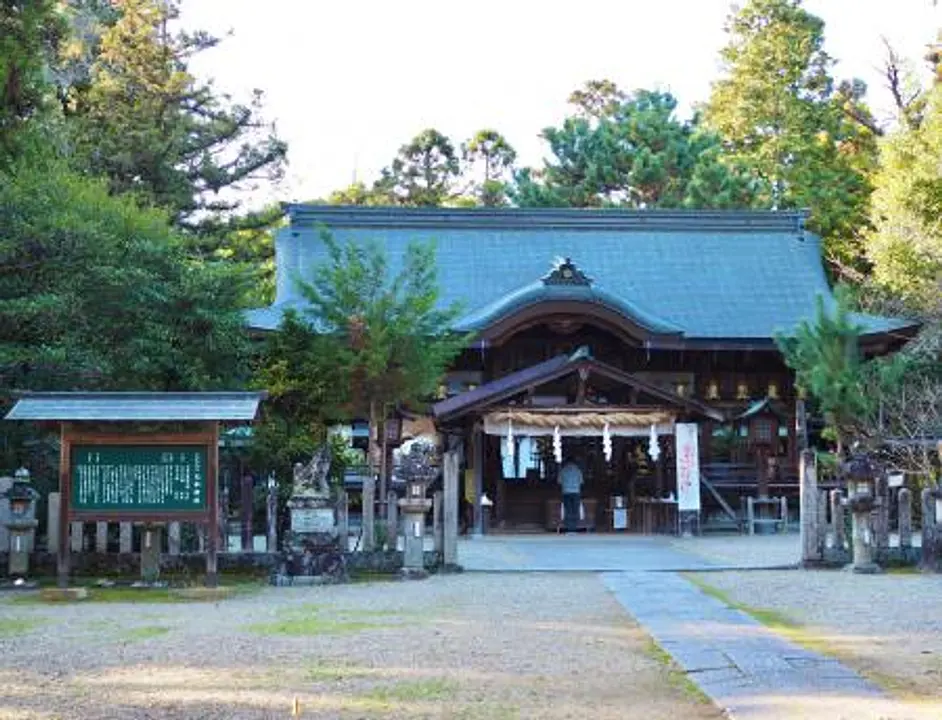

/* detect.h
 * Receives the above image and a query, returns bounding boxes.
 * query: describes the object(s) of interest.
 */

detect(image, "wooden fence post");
[800,449,822,565]
[266,474,278,553]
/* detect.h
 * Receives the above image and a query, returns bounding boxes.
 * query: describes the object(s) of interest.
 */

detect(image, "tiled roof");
[247,206,917,342]
[4,392,267,421]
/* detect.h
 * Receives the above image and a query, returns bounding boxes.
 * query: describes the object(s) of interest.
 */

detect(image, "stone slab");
[603,571,893,719]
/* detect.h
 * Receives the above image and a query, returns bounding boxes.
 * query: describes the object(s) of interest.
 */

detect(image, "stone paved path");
[459,534,799,572]
[603,572,934,720]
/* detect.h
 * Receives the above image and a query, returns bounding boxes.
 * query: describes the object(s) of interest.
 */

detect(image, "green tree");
[0,151,249,395]
[0,0,66,157]
[461,129,517,206]
[61,0,287,246]
[373,128,461,206]
[513,83,759,209]
[865,82,942,306]
[702,0,877,270]
[775,289,869,455]
[295,231,467,475]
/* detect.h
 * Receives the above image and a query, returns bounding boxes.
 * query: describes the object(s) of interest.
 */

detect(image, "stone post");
[873,474,890,551]
[780,496,789,532]
[0,477,11,552]
[361,475,375,552]
[70,521,83,553]
[830,489,845,551]
[433,491,444,554]
[92,521,107,553]
[140,524,162,584]
[817,490,829,552]
[443,449,459,567]
[46,492,60,553]
[119,522,132,553]
[386,491,399,551]
[336,491,349,552]
[920,487,942,571]
[94,522,108,553]
[898,488,912,549]
[799,449,822,566]
[266,474,278,553]
[168,522,181,556]
[746,497,755,536]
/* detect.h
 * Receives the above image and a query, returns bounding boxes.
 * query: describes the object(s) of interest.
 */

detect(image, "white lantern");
[553,425,563,464]
[648,424,660,462]
[602,422,612,463]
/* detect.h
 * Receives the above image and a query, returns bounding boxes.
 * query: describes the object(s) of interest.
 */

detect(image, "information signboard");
[71,445,207,512]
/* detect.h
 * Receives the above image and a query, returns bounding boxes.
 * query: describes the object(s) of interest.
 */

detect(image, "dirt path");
[0,574,722,720]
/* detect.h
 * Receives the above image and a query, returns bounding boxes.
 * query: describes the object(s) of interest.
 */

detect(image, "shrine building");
[247,206,917,535]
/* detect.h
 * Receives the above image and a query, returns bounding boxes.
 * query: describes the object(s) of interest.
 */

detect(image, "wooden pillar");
[799,449,821,566]
[57,425,71,588]
[655,437,665,497]
[205,423,219,588]
[240,469,253,552]
[472,425,484,537]
[443,448,459,566]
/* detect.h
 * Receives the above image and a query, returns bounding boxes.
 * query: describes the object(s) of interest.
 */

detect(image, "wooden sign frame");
[57,421,220,587]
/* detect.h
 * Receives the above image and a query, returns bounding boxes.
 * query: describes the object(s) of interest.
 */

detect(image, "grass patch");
[13,583,259,605]
[642,638,711,704]
[0,617,40,637]
[683,574,835,657]
[363,678,458,704]
[348,570,400,584]
[121,625,170,641]
[306,661,368,682]
[246,604,375,637]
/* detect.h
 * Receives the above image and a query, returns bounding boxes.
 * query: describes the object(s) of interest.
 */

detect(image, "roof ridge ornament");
[543,257,592,286]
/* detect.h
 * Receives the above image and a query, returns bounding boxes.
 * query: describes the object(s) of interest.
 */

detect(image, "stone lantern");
[842,452,881,574]
[3,468,39,582]
[396,442,437,579]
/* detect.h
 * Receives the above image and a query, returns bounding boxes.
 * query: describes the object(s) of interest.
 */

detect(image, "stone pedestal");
[8,520,38,577]
[398,496,431,579]
[140,524,163,584]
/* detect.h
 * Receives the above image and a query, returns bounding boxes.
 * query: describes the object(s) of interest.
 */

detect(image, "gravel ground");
[0,574,721,720]
[688,568,942,704]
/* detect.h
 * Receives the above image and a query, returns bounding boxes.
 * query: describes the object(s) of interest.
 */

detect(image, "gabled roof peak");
[543,258,593,286]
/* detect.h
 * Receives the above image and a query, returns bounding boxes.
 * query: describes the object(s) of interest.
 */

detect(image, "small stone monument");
[842,452,881,575]
[396,441,438,580]
[274,446,345,584]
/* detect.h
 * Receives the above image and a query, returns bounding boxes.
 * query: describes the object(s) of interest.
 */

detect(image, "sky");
[178,0,942,205]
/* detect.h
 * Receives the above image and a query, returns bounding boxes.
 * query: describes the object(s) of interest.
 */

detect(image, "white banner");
[675,423,701,512]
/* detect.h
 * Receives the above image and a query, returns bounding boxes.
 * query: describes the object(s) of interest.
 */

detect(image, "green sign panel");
[71,445,207,512]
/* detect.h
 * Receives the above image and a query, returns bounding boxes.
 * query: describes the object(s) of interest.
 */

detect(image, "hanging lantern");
[647,424,661,462]
[602,422,612,463]
[553,425,563,464]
